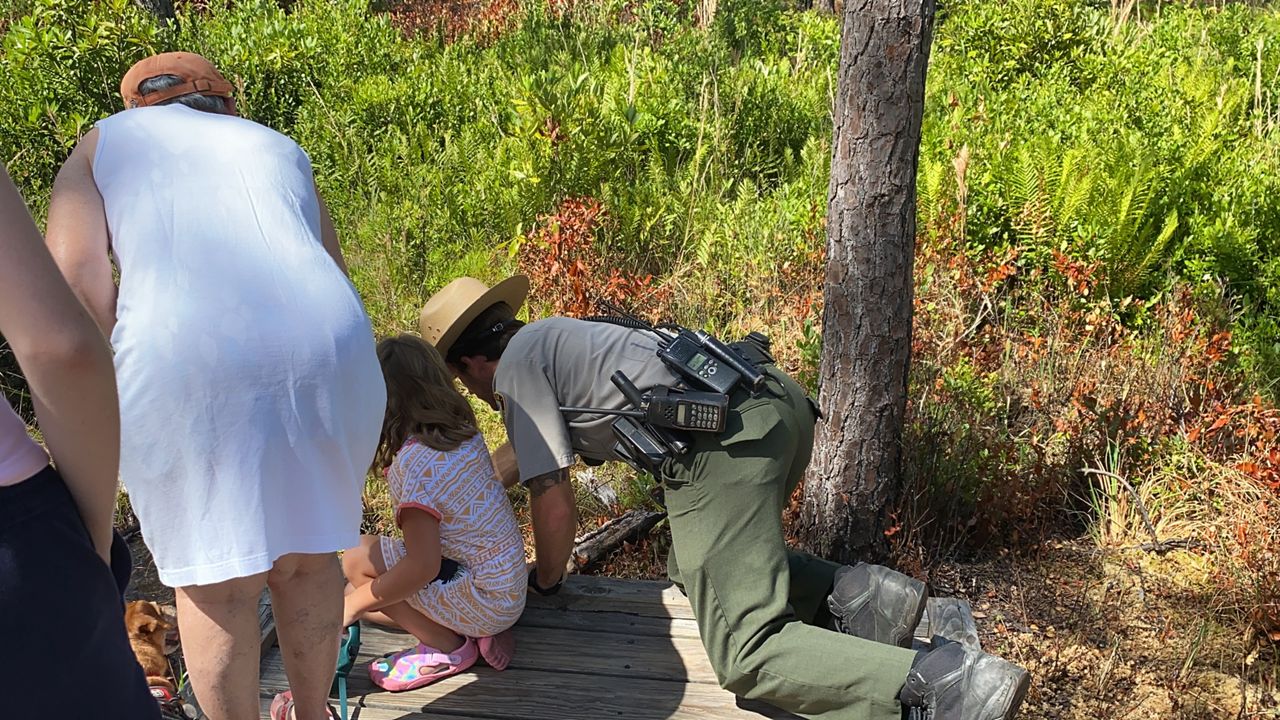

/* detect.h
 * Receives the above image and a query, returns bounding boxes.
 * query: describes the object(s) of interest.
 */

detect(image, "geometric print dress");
[378,432,526,637]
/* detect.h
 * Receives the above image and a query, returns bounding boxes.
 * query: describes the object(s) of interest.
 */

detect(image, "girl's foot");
[475,629,516,671]
[369,637,478,692]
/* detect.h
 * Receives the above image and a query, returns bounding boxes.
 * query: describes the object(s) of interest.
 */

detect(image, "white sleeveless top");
[0,403,47,487]
[92,105,386,586]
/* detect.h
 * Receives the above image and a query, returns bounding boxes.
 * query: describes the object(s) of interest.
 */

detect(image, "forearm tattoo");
[527,468,570,499]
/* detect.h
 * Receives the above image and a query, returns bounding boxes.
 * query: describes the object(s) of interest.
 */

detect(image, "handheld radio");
[559,372,728,434]
[612,372,728,433]
[656,331,741,395]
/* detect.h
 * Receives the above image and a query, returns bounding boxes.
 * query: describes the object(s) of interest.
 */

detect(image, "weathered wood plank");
[517,607,704,640]
[343,623,719,685]
[259,663,799,720]
[258,576,807,720]
[524,575,695,620]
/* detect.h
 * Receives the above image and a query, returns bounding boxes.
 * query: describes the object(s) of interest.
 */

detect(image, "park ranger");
[419,275,1030,720]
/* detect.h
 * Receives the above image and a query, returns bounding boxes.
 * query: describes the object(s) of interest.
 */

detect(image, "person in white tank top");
[46,52,386,720]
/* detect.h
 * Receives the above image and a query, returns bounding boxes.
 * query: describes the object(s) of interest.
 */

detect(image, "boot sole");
[897,579,929,648]
[976,658,1031,720]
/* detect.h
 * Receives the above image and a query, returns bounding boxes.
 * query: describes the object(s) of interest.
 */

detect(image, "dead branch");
[566,509,666,575]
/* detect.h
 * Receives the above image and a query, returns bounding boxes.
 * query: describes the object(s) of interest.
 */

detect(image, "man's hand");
[527,467,576,592]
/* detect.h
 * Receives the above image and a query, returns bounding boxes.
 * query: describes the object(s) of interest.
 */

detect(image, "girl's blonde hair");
[374,334,479,471]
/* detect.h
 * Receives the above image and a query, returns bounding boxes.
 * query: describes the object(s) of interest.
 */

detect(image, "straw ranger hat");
[419,275,530,357]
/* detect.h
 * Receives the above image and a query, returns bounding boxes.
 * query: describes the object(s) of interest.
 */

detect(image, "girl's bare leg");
[342,535,463,670]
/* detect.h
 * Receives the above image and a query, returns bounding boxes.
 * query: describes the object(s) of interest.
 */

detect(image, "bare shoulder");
[53,128,100,186]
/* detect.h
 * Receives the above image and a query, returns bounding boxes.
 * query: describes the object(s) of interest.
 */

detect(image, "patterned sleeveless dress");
[379,433,526,637]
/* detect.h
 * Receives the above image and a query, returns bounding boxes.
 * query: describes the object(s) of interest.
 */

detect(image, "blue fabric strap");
[337,676,349,720]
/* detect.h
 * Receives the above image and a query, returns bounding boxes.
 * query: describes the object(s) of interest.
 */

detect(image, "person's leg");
[786,548,841,624]
[773,391,843,627]
[110,528,133,600]
[354,599,469,668]
[682,537,840,627]
[668,376,839,627]
[347,538,478,690]
[343,536,464,658]
[771,374,928,642]
[662,380,916,720]
[376,601,465,653]
[267,552,344,720]
[175,572,269,720]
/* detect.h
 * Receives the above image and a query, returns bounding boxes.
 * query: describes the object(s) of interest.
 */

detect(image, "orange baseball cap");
[119,52,234,110]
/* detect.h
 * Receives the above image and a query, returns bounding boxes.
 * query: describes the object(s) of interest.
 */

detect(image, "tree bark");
[133,0,175,20]
[796,0,935,564]
[814,0,836,13]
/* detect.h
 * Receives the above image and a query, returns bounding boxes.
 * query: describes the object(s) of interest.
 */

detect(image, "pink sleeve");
[396,502,442,526]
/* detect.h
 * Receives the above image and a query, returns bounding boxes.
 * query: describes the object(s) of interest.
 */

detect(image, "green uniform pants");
[662,368,915,720]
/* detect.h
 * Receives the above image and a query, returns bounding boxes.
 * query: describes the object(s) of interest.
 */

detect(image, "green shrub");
[921,0,1280,386]
[0,0,166,207]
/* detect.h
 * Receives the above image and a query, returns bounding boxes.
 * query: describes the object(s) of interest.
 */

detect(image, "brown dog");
[124,600,175,693]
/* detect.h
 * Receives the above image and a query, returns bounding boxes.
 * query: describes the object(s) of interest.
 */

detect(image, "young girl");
[342,334,526,691]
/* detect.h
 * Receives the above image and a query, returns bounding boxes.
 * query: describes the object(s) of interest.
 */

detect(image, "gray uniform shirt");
[493,317,681,483]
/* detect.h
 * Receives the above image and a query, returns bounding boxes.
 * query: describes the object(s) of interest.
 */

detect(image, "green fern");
[1009,148,1054,249]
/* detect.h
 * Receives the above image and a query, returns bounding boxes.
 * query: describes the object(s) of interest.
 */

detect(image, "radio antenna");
[593,297,644,324]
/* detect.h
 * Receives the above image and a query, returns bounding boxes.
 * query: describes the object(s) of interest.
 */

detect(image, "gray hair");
[137,74,230,114]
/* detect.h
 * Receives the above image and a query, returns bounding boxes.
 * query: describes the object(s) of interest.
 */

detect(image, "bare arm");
[528,468,577,590]
[1,166,119,563]
[491,442,520,489]
[46,130,117,338]
[316,188,350,276]
[344,509,441,623]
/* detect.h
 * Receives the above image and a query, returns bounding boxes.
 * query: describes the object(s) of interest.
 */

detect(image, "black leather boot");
[899,641,1031,719]
[827,562,928,648]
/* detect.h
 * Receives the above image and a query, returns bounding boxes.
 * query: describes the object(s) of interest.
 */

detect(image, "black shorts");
[0,466,161,720]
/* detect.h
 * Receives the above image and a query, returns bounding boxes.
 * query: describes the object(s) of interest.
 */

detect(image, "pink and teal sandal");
[368,637,478,692]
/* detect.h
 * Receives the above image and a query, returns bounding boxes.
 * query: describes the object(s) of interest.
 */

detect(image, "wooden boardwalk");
[257,575,800,719]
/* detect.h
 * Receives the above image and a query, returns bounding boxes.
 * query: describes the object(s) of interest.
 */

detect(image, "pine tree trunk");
[796,0,935,564]
[133,0,175,20]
